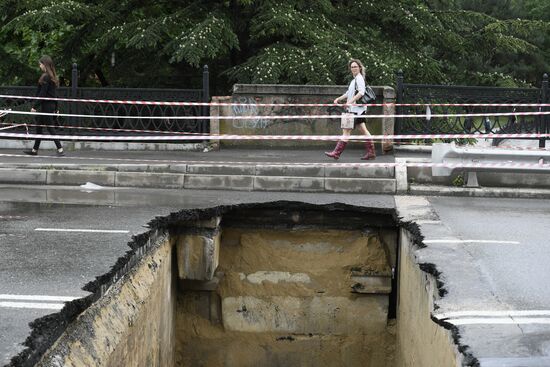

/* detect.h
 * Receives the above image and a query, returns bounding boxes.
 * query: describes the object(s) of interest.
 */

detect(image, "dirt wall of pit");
[395,229,462,367]
[35,234,176,367]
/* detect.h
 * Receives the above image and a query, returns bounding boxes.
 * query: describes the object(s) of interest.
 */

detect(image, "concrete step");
[214,228,393,335]
[221,294,388,335]
[177,314,395,367]
[0,163,396,193]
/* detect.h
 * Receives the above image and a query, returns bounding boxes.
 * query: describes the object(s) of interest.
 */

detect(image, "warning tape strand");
[1,131,549,141]
[0,153,548,170]
[1,109,550,120]
[2,122,548,142]
[0,121,204,136]
[1,94,550,108]
[6,122,548,148]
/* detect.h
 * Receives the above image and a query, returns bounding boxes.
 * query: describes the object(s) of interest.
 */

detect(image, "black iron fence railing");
[396,72,549,147]
[0,65,210,138]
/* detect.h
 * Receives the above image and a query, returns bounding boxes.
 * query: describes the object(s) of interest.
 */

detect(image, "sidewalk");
[0,147,398,194]
[4,145,548,198]
[0,147,396,166]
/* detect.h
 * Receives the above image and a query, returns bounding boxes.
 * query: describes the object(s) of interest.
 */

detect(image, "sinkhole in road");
[19,202,462,367]
[176,222,398,366]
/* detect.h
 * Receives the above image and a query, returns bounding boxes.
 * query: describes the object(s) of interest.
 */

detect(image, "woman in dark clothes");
[24,55,65,156]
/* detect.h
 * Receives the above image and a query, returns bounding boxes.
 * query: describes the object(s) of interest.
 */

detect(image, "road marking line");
[446,317,550,325]
[0,294,79,302]
[423,239,520,245]
[0,301,65,310]
[435,310,550,319]
[35,228,129,234]
[415,220,442,224]
[478,357,550,367]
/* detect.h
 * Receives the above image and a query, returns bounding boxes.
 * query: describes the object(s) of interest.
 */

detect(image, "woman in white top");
[325,59,376,160]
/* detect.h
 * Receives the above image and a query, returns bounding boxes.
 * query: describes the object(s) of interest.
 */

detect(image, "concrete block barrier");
[116,164,151,172]
[325,177,396,193]
[0,168,47,184]
[184,174,254,191]
[167,164,187,173]
[147,164,172,173]
[47,170,115,186]
[255,165,324,177]
[186,164,255,176]
[254,176,325,192]
[0,162,397,194]
[115,172,184,189]
[325,165,394,178]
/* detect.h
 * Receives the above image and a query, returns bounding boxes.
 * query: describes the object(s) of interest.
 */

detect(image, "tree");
[0,0,548,93]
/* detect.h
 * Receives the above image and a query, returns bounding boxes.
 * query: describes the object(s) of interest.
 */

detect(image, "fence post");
[541,73,549,148]
[70,63,78,128]
[202,65,210,134]
[395,70,404,136]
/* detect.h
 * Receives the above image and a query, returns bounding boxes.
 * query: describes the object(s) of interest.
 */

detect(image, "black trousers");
[32,103,62,150]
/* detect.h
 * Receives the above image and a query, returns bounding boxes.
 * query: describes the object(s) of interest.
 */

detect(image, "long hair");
[348,58,366,79]
[38,55,59,87]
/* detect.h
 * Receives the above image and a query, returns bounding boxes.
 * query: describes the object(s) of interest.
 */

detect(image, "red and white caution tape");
[2,109,550,120]
[0,121,204,136]
[0,124,25,131]
[4,122,550,146]
[1,131,549,142]
[0,153,548,170]
[1,93,550,108]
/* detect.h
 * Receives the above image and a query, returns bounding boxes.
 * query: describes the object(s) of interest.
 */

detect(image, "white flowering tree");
[0,0,548,91]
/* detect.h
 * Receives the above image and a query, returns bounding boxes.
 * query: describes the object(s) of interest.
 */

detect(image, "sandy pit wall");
[19,202,400,367]
[176,226,397,367]
[396,228,463,367]
[35,233,177,367]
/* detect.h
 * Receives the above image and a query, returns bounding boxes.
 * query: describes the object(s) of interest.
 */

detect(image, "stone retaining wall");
[210,84,395,151]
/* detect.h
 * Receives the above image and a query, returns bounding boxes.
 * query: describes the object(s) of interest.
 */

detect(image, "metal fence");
[395,72,549,147]
[0,64,210,138]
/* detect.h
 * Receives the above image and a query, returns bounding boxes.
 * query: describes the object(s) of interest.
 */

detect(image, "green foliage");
[168,15,240,66]
[0,0,548,92]
[452,174,465,187]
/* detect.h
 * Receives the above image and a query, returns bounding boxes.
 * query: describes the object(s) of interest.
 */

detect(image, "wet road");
[429,196,550,309]
[0,185,394,365]
[426,196,550,365]
[3,186,550,366]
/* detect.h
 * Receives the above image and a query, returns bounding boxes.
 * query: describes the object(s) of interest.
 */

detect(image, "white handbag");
[340,112,355,129]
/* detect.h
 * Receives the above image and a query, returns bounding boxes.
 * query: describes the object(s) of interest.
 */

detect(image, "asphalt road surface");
[2,186,549,366]
[427,196,550,365]
[0,185,393,365]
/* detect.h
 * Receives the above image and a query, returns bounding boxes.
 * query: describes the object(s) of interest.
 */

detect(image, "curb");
[408,184,550,198]
[394,145,432,153]
[0,165,397,194]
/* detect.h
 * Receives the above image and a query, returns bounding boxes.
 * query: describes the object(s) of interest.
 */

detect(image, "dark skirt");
[353,111,367,127]
[36,102,57,126]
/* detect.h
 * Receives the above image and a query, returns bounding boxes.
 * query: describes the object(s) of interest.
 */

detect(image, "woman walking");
[325,59,375,160]
[24,55,65,156]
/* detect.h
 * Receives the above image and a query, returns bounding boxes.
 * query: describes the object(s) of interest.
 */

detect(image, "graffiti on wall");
[231,95,343,131]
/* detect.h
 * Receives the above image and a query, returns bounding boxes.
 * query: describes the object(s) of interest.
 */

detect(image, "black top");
[34,73,57,109]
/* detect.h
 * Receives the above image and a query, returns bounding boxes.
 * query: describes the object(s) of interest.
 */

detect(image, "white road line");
[446,317,550,325]
[0,294,79,302]
[435,310,550,319]
[415,220,442,224]
[35,228,129,234]
[423,239,520,245]
[478,357,550,367]
[0,301,65,310]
